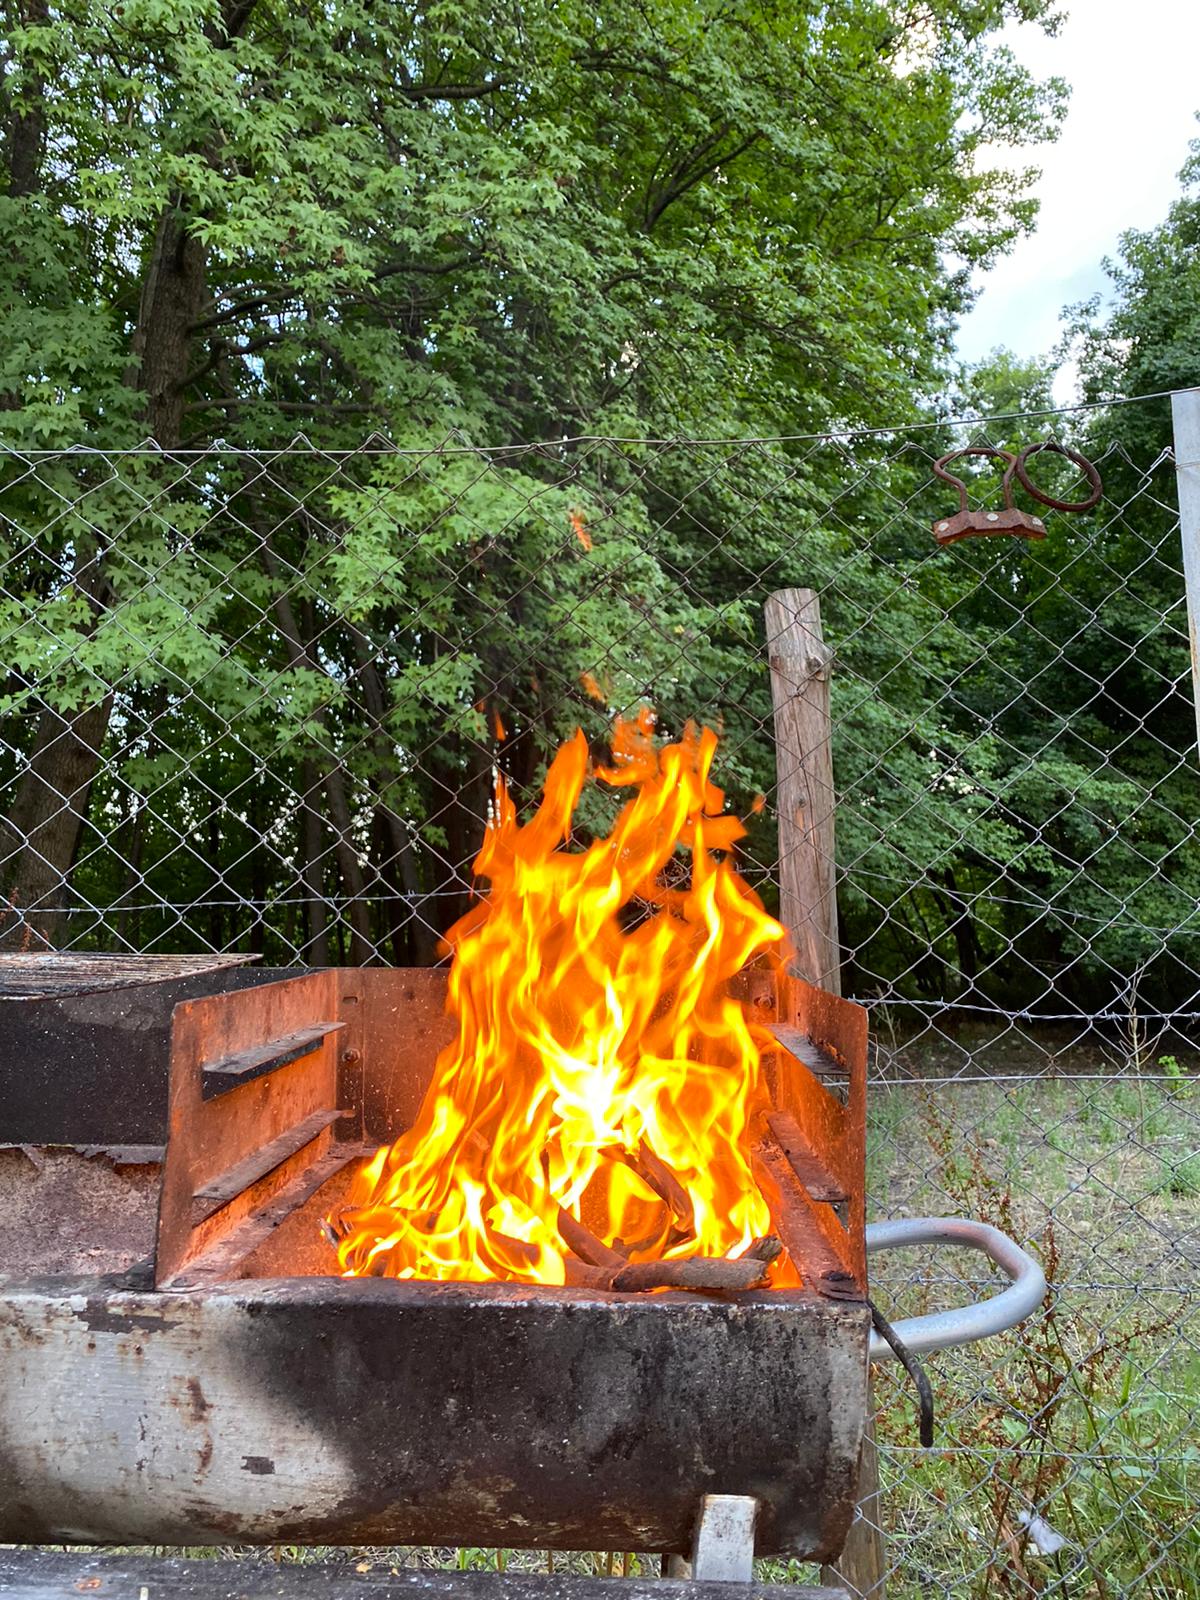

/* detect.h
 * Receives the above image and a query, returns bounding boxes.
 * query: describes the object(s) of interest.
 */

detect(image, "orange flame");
[334,716,787,1283]
[569,508,592,550]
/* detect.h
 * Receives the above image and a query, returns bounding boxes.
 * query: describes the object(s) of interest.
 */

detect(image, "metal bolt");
[342,1047,362,1066]
[936,522,949,532]
[987,512,998,522]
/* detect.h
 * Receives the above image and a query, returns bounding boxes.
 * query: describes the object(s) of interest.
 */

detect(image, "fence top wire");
[0,385,1190,458]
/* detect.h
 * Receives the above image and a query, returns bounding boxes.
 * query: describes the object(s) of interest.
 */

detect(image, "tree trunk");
[933,868,983,992]
[300,760,331,965]
[126,207,207,445]
[439,739,492,934]
[321,757,373,966]
[114,797,146,946]
[260,546,373,964]
[350,635,439,964]
[0,199,206,944]
[0,692,113,948]
[3,0,49,199]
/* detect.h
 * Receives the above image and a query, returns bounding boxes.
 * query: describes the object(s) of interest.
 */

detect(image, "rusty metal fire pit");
[0,954,1043,1600]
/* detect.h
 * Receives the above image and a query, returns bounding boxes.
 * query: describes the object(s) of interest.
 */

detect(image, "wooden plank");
[202,1021,345,1099]
[0,1550,851,1600]
[764,588,841,994]
[190,1107,351,1224]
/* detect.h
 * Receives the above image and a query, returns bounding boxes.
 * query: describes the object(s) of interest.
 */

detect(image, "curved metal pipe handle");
[932,445,1018,513]
[864,1216,1046,1361]
[1012,441,1103,513]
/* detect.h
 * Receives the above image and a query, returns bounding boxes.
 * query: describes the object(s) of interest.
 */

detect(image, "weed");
[1156,1149,1200,1197]
[867,1091,1199,1599]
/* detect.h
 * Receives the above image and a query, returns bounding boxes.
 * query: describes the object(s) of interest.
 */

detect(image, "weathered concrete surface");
[0,1274,868,1558]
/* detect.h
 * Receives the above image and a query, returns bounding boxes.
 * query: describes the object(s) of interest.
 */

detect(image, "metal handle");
[864,1216,1046,1362]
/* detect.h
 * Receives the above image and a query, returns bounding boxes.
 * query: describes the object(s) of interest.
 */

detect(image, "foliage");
[1,0,1078,965]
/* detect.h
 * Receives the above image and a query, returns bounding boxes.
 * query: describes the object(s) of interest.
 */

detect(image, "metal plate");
[0,961,292,1146]
[0,953,257,1000]
[155,971,345,1286]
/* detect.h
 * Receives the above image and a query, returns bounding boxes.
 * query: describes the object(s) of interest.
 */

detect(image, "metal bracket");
[670,1494,759,1583]
[670,1495,846,1595]
[931,441,1102,545]
[692,1494,758,1582]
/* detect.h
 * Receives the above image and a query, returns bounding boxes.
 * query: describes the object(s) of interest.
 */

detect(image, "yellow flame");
[335,715,786,1282]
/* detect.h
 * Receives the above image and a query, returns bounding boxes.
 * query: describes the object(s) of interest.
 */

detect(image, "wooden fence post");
[765,587,886,1600]
[1172,388,1200,756]
[763,589,841,994]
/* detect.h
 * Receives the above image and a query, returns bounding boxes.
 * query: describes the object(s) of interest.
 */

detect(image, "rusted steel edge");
[167,1142,374,1288]
[765,1110,848,1204]
[190,1108,354,1225]
[768,1022,848,1080]
[752,1141,862,1300]
[201,1021,346,1100]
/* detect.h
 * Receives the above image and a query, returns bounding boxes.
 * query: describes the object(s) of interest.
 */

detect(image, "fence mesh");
[1,417,1196,1598]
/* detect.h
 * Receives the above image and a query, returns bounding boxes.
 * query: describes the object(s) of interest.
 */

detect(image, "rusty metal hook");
[932,446,1045,546]
[1010,440,1103,513]
[932,440,1103,546]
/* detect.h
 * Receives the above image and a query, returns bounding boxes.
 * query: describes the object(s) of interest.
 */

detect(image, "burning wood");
[330,715,790,1287]
[563,1249,776,1295]
[557,1208,627,1270]
[608,1255,772,1293]
[616,1141,696,1233]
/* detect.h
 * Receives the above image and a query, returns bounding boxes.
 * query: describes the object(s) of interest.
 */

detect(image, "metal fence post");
[1172,387,1200,755]
[765,587,885,1600]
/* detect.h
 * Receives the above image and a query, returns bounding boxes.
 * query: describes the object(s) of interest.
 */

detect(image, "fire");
[333,713,787,1284]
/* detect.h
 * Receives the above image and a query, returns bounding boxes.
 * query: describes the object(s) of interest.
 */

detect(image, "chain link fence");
[1,414,1196,1597]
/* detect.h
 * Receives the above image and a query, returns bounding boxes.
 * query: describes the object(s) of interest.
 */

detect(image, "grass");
[1156,1148,1200,1197]
[841,1061,1200,1600]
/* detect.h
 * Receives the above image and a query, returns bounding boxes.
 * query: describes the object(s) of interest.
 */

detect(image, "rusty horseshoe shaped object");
[932,441,1103,546]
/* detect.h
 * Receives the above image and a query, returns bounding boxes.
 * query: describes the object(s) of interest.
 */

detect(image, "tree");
[0,0,1065,951]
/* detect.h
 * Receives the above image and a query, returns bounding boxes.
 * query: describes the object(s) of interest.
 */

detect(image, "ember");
[333,713,789,1284]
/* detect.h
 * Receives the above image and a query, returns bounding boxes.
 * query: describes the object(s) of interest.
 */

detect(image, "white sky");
[955,0,1200,400]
